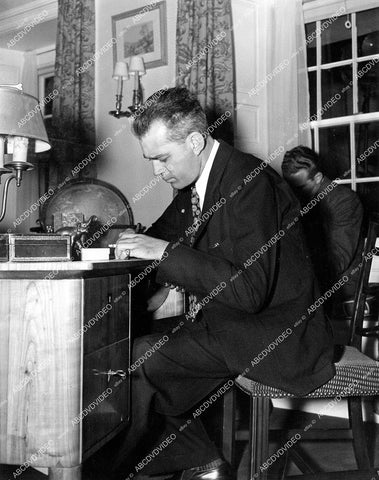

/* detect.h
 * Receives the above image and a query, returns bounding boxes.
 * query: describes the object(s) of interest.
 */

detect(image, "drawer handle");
[93,368,127,383]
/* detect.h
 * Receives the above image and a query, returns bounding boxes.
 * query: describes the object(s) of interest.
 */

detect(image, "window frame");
[37,65,55,119]
[303,0,379,190]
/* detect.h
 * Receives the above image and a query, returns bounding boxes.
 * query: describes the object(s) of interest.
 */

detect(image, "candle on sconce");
[113,61,129,96]
[0,137,4,168]
[129,56,146,91]
[12,136,29,162]
[129,56,146,110]
[6,136,13,154]
[134,72,138,91]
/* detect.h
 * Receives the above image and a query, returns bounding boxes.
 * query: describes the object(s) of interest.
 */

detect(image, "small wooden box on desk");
[0,259,150,479]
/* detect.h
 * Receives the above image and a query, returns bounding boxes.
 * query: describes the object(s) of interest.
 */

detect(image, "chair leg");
[222,387,236,467]
[348,396,371,469]
[249,397,270,480]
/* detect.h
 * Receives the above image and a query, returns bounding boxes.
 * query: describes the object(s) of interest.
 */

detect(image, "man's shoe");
[170,462,234,480]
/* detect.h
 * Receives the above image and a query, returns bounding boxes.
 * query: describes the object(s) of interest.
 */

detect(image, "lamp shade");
[129,56,146,75]
[0,85,50,153]
[113,61,129,79]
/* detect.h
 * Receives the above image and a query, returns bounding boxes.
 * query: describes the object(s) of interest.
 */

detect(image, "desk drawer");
[83,274,130,354]
[83,339,130,453]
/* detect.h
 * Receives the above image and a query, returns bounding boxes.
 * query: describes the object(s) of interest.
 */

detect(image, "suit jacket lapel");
[192,141,232,243]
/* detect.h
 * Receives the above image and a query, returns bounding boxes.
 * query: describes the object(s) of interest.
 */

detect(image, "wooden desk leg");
[48,465,81,480]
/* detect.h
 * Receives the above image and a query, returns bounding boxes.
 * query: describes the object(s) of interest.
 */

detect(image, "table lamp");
[0,84,51,222]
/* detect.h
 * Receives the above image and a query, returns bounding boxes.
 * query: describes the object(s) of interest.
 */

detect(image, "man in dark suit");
[282,146,364,343]
[113,88,335,480]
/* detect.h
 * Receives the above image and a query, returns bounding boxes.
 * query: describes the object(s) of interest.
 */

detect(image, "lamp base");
[4,160,34,171]
[4,161,34,187]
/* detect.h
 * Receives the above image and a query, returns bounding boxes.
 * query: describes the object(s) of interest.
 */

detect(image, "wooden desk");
[0,259,150,479]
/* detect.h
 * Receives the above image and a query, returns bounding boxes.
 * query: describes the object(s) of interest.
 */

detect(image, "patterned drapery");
[176,0,234,144]
[50,0,96,188]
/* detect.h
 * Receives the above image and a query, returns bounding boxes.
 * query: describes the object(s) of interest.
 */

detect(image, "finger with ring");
[120,249,130,260]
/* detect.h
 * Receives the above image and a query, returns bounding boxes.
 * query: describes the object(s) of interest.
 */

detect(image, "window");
[38,66,55,133]
[304,1,379,212]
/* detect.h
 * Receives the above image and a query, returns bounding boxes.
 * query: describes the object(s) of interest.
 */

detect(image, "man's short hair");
[132,86,208,143]
[282,146,321,178]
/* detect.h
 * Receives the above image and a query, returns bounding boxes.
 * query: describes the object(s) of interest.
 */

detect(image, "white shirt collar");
[195,140,219,210]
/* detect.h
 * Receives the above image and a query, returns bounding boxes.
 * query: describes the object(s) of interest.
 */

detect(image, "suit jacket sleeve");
[322,190,363,278]
[155,173,284,314]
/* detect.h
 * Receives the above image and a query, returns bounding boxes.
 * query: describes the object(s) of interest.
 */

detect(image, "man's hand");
[115,232,169,260]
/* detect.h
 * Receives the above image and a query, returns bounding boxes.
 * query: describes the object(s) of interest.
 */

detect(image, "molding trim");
[303,0,378,22]
[35,43,56,55]
[0,0,58,36]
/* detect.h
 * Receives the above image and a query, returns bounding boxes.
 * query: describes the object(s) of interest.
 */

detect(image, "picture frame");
[111,1,167,70]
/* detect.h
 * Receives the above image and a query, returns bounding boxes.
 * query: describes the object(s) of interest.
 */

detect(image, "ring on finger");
[120,249,130,260]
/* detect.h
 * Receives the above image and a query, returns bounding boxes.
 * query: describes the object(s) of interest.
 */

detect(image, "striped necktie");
[188,185,201,318]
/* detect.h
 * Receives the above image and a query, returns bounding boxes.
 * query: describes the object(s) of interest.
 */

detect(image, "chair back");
[349,212,379,349]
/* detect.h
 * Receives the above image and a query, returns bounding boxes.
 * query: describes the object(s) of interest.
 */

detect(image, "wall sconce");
[109,56,146,119]
[0,84,51,222]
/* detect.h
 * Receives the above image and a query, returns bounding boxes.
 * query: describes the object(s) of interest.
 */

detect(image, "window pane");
[357,60,379,114]
[355,121,379,178]
[357,8,379,57]
[43,76,54,116]
[321,66,352,118]
[357,182,379,212]
[305,22,317,67]
[308,70,317,118]
[321,16,352,64]
[319,125,351,180]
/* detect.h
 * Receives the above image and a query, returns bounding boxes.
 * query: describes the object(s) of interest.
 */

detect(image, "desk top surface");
[0,259,152,278]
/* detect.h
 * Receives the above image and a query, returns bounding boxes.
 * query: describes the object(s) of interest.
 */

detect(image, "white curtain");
[266,0,311,169]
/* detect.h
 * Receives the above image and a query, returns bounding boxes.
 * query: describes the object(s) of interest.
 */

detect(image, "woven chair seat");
[235,346,379,399]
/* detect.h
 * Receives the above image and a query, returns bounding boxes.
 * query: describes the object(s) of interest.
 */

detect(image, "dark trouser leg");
[111,316,233,476]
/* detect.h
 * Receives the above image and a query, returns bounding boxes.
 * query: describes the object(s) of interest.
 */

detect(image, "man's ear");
[187,132,205,155]
[314,171,323,184]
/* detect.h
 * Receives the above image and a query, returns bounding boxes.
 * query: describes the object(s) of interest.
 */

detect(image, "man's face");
[140,120,202,190]
[284,168,321,200]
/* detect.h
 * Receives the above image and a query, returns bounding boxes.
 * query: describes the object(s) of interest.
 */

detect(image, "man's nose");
[152,160,167,176]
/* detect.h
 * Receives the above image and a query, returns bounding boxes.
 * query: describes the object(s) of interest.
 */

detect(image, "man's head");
[132,87,210,190]
[282,146,324,200]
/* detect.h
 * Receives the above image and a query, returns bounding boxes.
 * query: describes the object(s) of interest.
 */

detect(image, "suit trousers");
[111,314,234,477]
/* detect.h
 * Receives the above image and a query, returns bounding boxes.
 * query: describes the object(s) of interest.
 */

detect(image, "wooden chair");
[222,212,379,480]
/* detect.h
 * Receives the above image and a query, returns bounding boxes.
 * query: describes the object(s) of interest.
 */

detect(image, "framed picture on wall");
[111,1,167,70]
